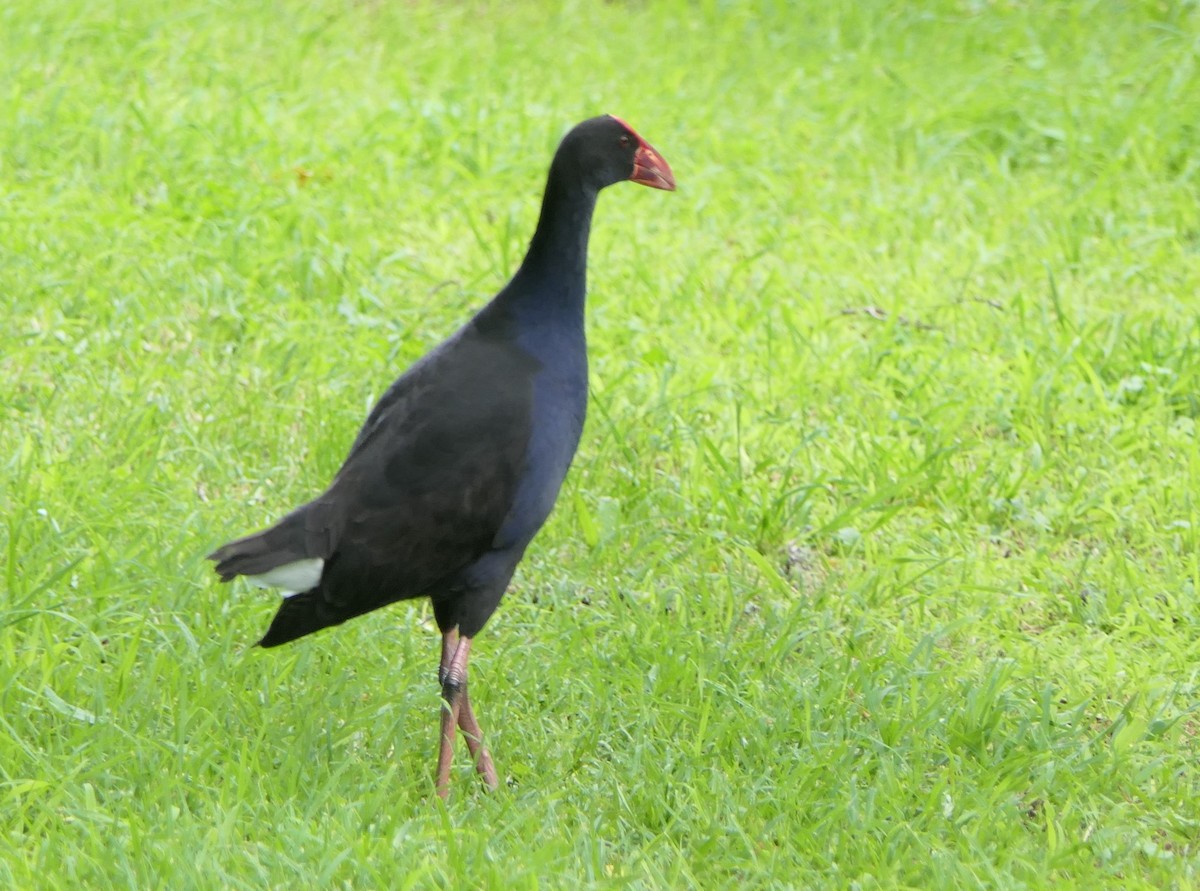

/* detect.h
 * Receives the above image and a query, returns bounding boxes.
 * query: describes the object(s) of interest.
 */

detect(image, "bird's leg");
[457,688,499,791]
[435,631,499,796]
[438,628,459,687]
[436,630,464,799]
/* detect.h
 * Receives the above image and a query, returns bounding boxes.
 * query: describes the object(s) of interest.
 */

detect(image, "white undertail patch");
[246,558,324,596]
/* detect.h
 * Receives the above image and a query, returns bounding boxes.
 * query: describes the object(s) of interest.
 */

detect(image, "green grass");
[3,0,1200,886]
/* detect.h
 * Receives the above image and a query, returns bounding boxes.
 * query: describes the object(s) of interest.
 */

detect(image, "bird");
[208,115,675,798]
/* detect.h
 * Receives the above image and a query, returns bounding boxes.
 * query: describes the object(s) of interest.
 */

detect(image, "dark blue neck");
[506,172,598,317]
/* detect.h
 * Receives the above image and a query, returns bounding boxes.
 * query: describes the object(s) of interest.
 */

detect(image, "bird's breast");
[489,346,587,552]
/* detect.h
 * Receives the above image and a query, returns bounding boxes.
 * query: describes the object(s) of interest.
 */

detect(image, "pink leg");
[435,631,498,798]
[458,692,499,790]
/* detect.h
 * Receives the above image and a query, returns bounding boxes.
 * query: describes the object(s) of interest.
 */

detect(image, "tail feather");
[208,502,332,582]
[210,496,356,647]
[256,589,352,648]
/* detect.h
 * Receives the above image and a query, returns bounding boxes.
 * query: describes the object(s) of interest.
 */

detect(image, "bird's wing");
[312,321,542,608]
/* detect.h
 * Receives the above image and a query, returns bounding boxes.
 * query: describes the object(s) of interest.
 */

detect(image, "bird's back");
[214,306,546,644]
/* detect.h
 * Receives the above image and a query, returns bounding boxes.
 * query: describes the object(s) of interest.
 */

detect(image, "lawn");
[3,0,1200,886]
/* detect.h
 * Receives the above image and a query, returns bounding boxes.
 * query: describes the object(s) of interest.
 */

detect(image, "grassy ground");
[3,0,1200,886]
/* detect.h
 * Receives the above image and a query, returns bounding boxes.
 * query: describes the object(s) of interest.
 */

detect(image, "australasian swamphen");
[208,115,675,797]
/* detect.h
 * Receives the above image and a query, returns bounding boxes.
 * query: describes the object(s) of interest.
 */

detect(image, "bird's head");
[556,115,676,194]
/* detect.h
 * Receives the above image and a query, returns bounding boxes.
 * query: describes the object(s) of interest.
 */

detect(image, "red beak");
[630,137,676,191]
[608,116,674,191]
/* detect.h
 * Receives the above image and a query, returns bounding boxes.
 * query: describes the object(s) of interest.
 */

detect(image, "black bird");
[208,115,675,797]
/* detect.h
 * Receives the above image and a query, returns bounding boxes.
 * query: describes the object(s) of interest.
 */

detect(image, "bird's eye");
[618,134,631,148]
